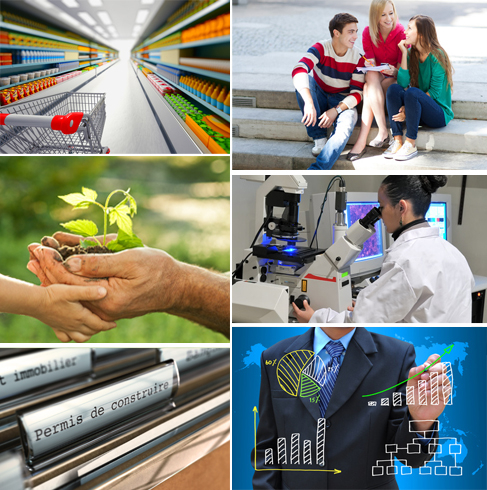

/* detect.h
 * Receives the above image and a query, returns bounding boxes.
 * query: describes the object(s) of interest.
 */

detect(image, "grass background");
[0,156,229,343]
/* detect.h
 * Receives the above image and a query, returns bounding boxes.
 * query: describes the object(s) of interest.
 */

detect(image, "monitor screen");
[426,202,447,240]
[344,201,384,262]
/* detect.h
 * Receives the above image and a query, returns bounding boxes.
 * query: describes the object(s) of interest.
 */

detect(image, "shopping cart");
[0,92,109,154]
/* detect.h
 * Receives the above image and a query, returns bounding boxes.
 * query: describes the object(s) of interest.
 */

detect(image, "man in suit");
[252,327,449,489]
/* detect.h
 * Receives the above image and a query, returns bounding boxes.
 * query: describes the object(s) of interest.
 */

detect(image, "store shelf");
[138,58,229,83]
[0,44,79,52]
[145,35,230,53]
[0,60,116,91]
[0,21,93,49]
[135,0,230,50]
[0,57,109,71]
[152,70,229,122]
[134,63,208,154]
[4,60,118,109]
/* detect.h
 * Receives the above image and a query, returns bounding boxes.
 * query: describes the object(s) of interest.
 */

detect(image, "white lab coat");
[310,226,474,323]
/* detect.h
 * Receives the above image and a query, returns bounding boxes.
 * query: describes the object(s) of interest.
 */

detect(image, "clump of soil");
[58,245,114,260]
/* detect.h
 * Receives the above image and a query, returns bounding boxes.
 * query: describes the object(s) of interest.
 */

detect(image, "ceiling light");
[59,12,82,26]
[94,26,106,34]
[135,9,150,24]
[107,25,117,34]
[78,12,97,26]
[88,0,103,6]
[32,0,55,8]
[61,0,80,7]
[97,11,112,25]
[141,0,156,4]
[132,25,142,33]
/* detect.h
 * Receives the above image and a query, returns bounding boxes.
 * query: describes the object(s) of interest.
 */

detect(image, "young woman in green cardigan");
[384,15,454,160]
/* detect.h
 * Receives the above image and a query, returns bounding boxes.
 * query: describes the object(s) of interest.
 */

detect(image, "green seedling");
[58,187,144,251]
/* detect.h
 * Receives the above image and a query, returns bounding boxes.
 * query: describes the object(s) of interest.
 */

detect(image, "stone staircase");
[232,83,487,170]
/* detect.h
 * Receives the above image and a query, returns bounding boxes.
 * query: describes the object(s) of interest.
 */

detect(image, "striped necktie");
[318,340,345,418]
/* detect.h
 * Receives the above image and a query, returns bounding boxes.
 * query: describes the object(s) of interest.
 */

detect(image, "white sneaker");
[383,139,402,159]
[394,141,418,161]
[312,137,327,156]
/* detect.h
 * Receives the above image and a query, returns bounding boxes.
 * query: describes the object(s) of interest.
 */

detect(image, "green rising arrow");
[362,343,454,398]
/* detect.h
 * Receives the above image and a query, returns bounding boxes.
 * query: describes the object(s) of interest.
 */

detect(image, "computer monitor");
[309,192,387,278]
[426,194,452,243]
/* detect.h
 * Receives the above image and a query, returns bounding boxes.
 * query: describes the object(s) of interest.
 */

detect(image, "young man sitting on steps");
[292,13,366,170]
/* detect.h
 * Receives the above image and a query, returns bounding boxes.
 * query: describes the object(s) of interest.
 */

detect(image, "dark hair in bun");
[380,175,448,217]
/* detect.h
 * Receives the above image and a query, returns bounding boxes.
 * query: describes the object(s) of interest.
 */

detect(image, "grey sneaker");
[312,137,327,156]
[383,139,402,159]
[394,141,418,160]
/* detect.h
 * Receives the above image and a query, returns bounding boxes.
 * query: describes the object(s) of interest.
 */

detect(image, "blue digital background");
[232,327,487,490]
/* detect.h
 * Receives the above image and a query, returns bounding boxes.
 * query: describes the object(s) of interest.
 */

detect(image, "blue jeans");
[296,76,358,170]
[386,84,446,140]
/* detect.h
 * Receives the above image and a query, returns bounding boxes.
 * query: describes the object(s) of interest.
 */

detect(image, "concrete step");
[232,138,487,171]
[233,107,487,155]
[233,81,487,121]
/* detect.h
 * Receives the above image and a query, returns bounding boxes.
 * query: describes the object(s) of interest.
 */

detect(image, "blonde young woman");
[384,15,454,160]
[347,0,405,161]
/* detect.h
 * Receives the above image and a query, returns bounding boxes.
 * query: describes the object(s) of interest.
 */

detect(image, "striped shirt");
[292,39,365,108]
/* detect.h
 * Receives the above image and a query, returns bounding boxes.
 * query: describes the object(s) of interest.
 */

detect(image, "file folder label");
[18,362,178,461]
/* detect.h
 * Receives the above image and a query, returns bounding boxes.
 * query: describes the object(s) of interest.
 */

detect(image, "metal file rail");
[0,348,229,490]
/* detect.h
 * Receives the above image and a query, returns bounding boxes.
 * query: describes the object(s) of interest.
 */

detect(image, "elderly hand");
[28,232,230,336]
[407,354,451,432]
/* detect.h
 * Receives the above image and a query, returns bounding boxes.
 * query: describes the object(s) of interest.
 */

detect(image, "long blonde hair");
[369,0,398,47]
[408,15,454,91]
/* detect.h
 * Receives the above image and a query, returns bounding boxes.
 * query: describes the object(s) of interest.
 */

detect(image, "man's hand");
[292,300,315,323]
[302,101,317,127]
[392,106,406,122]
[28,233,230,337]
[318,108,338,128]
[407,354,451,432]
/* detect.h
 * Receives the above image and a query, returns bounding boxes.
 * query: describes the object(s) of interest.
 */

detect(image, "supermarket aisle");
[82,60,171,154]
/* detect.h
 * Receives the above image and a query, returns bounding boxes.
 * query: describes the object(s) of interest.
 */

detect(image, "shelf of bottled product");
[134,0,230,51]
[0,56,111,70]
[137,57,229,83]
[151,68,229,122]
[135,58,229,121]
[131,61,209,154]
[0,22,116,53]
[0,58,117,91]
[144,34,230,53]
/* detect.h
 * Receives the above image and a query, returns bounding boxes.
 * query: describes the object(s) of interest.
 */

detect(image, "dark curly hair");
[380,175,448,217]
[329,13,359,37]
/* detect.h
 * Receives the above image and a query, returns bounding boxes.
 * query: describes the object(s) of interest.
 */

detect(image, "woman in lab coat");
[293,175,475,323]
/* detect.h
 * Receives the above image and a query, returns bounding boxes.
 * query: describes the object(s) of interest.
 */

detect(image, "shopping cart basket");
[0,92,109,154]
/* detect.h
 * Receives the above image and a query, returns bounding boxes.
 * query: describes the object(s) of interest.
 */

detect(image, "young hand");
[407,354,451,432]
[392,106,406,122]
[398,39,408,53]
[292,300,315,323]
[318,108,338,128]
[33,284,116,343]
[302,101,317,127]
[381,64,397,77]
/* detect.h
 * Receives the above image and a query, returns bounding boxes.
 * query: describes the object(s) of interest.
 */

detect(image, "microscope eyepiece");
[359,206,382,228]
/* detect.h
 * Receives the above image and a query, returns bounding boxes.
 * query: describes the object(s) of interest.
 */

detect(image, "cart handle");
[0,112,84,135]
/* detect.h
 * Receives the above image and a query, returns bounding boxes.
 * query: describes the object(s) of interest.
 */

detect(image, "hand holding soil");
[28,232,230,338]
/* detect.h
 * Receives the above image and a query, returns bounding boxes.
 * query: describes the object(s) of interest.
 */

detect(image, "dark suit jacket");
[252,328,438,490]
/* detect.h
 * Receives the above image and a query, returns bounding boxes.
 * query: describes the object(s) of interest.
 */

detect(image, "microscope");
[232,175,382,323]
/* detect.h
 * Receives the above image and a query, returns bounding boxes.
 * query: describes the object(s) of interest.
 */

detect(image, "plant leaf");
[60,220,98,237]
[82,187,97,201]
[80,239,99,248]
[106,230,144,251]
[128,195,137,216]
[59,188,98,209]
[108,206,132,235]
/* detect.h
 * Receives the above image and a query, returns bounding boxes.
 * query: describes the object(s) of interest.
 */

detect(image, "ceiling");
[23,0,166,43]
